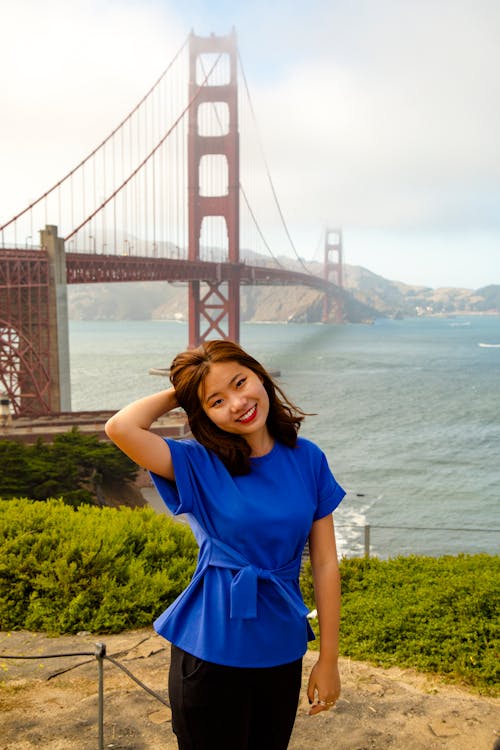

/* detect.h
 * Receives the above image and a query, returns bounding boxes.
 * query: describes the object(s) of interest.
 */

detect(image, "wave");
[478,342,500,348]
[334,501,369,558]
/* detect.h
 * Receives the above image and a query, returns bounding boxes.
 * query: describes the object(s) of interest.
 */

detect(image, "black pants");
[169,644,302,750]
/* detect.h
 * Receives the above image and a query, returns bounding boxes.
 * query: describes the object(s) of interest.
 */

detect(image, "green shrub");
[0,430,138,506]
[301,554,500,694]
[1,498,498,694]
[0,498,197,634]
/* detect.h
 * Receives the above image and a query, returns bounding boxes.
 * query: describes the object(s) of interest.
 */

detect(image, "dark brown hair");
[169,340,305,475]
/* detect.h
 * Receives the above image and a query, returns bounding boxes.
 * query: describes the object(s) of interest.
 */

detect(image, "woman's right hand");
[105,387,179,479]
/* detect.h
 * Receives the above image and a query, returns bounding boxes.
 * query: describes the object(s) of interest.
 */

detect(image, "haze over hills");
[67,261,500,323]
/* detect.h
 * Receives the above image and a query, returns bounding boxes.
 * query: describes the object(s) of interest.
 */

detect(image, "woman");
[105,340,345,750]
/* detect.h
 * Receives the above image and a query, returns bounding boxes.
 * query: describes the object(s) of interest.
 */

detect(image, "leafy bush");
[301,554,500,694]
[1,498,498,694]
[0,430,138,506]
[0,498,197,634]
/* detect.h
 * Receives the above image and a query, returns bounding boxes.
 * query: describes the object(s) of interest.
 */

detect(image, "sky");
[1,0,499,289]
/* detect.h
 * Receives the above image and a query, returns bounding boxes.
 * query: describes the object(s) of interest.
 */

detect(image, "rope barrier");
[2,651,95,659]
[105,653,170,707]
[1,639,170,750]
[335,523,500,533]
[332,522,500,559]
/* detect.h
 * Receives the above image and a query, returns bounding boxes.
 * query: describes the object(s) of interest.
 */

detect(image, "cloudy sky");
[1,0,499,289]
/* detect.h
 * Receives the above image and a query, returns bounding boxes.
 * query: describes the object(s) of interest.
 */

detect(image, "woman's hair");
[169,340,306,475]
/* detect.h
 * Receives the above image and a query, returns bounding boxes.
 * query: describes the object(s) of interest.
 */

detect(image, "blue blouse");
[150,436,345,668]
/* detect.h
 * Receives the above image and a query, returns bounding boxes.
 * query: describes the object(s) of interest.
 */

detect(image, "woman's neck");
[246,430,274,458]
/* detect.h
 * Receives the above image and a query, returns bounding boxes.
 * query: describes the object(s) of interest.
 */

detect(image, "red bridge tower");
[187,31,240,347]
[322,228,344,323]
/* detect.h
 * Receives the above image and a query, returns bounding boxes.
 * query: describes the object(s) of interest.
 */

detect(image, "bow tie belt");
[206,536,309,620]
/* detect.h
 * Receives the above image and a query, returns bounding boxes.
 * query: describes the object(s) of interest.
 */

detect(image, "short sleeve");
[313,451,346,521]
[149,438,228,517]
[149,438,197,515]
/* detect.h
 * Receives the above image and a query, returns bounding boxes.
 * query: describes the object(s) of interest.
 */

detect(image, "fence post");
[95,642,106,750]
[364,525,371,558]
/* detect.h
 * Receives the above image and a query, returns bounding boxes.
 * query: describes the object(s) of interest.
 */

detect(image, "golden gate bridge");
[0,31,343,418]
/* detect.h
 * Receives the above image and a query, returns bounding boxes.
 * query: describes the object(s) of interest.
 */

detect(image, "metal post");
[95,642,106,750]
[364,525,371,558]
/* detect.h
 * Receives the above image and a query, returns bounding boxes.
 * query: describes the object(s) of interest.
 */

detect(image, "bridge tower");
[187,31,240,347]
[322,228,344,323]
[0,225,71,416]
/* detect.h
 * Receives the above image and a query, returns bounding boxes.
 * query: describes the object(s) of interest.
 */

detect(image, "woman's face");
[199,360,271,446]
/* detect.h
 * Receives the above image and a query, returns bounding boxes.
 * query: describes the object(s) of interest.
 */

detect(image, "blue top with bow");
[150,437,345,668]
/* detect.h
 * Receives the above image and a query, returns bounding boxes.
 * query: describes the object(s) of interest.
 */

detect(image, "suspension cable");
[238,51,312,275]
[197,55,284,269]
[240,185,285,268]
[64,52,223,243]
[0,34,190,233]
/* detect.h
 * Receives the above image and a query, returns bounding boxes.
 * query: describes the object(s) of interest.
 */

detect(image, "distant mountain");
[67,263,500,323]
[342,267,498,318]
[476,285,500,311]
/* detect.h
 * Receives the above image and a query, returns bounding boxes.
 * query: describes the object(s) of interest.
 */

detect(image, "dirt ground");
[0,628,498,750]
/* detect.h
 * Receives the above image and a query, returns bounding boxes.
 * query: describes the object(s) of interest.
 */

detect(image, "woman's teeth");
[237,405,256,423]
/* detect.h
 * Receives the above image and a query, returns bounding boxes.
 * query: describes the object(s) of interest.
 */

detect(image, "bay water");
[69,315,500,559]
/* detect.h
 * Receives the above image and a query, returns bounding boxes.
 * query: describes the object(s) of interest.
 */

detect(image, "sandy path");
[1,629,498,750]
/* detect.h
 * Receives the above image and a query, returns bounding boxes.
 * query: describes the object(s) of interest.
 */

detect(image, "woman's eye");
[236,377,246,388]
[211,398,223,408]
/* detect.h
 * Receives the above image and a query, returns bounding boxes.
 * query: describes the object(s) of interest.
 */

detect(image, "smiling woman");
[105,339,346,750]
[199,361,272,447]
[167,340,305,474]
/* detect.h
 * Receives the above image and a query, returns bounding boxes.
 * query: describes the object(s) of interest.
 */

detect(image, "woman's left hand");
[307,658,341,715]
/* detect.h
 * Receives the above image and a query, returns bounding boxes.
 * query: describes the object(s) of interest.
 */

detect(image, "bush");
[1,498,498,694]
[301,554,500,694]
[0,430,139,506]
[0,498,197,634]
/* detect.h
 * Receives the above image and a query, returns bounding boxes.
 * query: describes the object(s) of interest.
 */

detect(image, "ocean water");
[69,316,500,558]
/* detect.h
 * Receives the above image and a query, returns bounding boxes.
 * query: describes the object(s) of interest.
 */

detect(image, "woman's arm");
[306,512,341,715]
[104,388,178,479]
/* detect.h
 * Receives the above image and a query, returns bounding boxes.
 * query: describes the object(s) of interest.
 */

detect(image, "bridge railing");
[0,241,41,251]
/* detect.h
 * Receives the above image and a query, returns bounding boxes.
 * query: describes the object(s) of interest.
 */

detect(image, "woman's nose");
[229,394,246,412]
